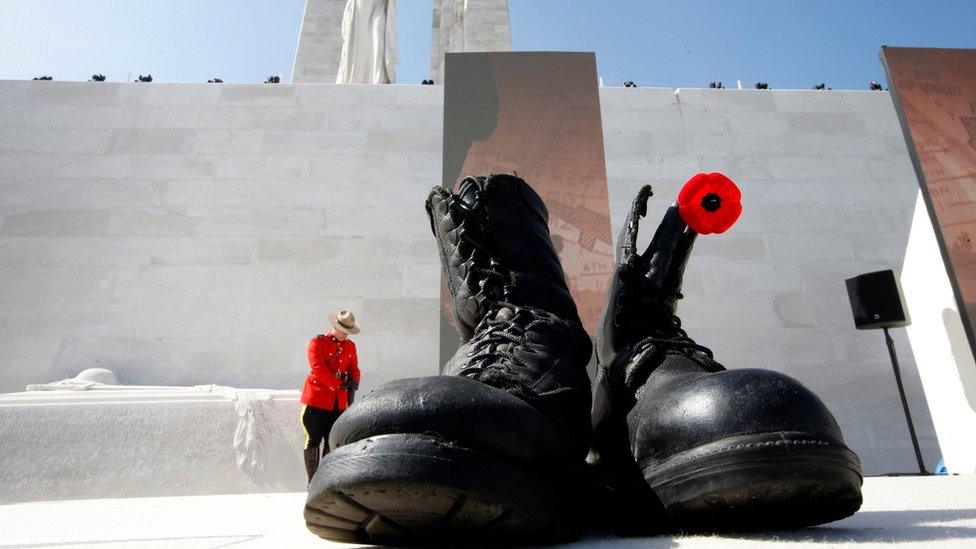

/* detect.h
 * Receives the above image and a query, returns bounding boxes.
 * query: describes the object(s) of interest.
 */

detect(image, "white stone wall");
[0,81,443,397]
[0,80,941,475]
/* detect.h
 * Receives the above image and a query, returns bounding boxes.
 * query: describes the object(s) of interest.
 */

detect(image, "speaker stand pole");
[883,327,927,475]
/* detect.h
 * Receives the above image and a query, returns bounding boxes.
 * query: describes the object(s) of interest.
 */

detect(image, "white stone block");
[677,89,778,113]
[820,134,887,157]
[0,335,64,392]
[698,259,802,295]
[767,231,855,262]
[221,154,311,180]
[681,110,732,133]
[766,157,871,181]
[0,179,91,210]
[0,128,114,154]
[844,91,897,114]
[0,154,55,179]
[84,180,168,207]
[868,156,917,182]
[3,303,137,339]
[785,112,868,134]
[42,237,156,267]
[699,156,773,181]
[263,130,368,154]
[325,107,442,132]
[109,129,196,154]
[602,109,683,132]
[0,237,48,266]
[296,84,398,108]
[204,107,327,131]
[773,90,854,113]
[681,293,781,329]
[367,129,442,153]
[0,210,111,237]
[862,113,907,136]
[148,237,257,265]
[402,264,441,299]
[797,260,890,296]
[361,298,439,337]
[192,207,322,236]
[106,209,199,237]
[126,154,223,179]
[322,205,431,237]
[728,111,789,134]
[599,88,677,111]
[55,154,131,179]
[730,133,822,157]
[218,85,300,107]
[111,265,257,302]
[602,131,655,157]
[135,301,240,338]
[193,130,265,154]
[393,86,443,109]
[123,84,222,107]
[291,265,404,299]
[686,133,734,156]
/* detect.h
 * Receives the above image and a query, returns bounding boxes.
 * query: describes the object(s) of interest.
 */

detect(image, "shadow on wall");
[943,308,976,413]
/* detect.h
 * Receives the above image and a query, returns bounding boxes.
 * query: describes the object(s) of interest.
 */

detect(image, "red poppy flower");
[677,172,742,235]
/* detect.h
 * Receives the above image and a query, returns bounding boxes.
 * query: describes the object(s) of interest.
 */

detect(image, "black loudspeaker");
[845,269,911,330]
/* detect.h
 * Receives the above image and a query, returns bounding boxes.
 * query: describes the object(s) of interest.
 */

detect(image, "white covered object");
[0,384,303,502]
[336,0,397,84]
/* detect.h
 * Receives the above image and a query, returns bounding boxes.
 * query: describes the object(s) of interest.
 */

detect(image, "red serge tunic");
[301,334,361,411]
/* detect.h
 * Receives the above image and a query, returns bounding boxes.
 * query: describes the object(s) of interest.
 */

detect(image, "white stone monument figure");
[335,0,398,84]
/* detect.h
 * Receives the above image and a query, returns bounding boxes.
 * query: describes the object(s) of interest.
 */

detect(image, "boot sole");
[304,433,573,544]
[643,432,863,530]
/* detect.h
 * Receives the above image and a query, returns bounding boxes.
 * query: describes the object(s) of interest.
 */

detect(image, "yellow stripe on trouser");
[300,404,312,449]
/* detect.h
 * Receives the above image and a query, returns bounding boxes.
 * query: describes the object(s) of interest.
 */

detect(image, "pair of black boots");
[305,174,863,544]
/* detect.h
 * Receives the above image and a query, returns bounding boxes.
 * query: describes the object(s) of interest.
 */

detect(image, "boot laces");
[614,262,722,386]
[458,304,548,395]
[446,193,518,309]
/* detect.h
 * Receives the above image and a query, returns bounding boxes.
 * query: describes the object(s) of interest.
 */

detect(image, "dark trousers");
[301,404,343,452]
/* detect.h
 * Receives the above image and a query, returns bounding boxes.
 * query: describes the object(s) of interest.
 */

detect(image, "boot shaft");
[597,186,697,364]
[426,173,581,340]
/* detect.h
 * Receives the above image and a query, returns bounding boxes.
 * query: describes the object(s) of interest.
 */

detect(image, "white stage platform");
[0,477,973,548]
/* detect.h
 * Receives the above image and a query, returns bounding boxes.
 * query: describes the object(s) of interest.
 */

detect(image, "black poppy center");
[701,193,722,212]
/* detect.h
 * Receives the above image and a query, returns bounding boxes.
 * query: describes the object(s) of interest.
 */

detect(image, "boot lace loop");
[446,194,518,306]
[458,304,546,395]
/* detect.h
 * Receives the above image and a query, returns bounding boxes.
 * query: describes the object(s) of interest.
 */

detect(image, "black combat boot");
[590,185,863,532]
[304,174,593,544]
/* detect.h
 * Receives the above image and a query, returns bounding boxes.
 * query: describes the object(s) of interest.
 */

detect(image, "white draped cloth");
[336,0,397,84]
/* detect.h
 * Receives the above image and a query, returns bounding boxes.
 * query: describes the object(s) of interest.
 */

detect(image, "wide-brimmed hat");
[329,309,361,334]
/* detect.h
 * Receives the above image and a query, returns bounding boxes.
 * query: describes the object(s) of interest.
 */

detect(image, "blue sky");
[0,0,973,89]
